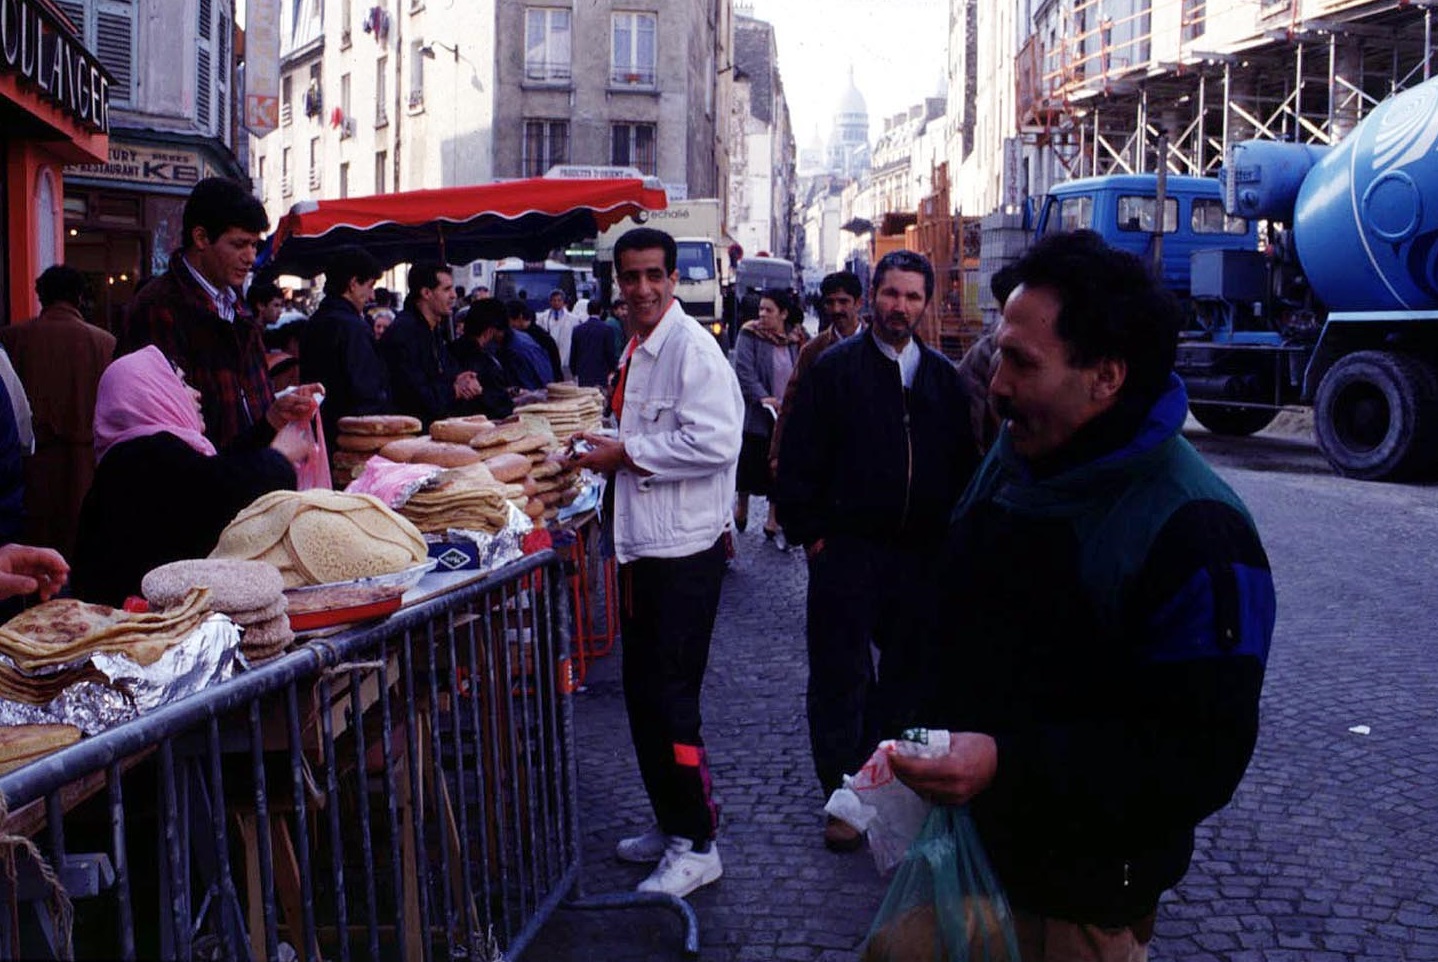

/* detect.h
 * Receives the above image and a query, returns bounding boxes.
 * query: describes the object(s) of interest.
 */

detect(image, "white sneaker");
[636,838,722,898]
[615,825,669,863]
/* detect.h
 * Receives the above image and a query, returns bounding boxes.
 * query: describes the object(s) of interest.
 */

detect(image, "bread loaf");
[484,452,532,483]
[337,432,418,453]
[430,416,492,444]
[338,415,423,436]
[408,439,484,468]
[378,437,430,462]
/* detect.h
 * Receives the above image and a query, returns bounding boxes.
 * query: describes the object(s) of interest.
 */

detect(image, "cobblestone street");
[530,427,1438,961]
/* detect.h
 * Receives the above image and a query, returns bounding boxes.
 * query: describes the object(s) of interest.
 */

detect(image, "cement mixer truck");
[1030,75,1438,481]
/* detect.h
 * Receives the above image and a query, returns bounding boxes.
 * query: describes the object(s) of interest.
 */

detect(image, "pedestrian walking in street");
[732,288,808,542]
[768,270,864,479]
[568,299,621,388]
[889,230,1276,962]
[572,227,743,899]
[538,288,580,380]
[298,246,393,448]
[114,177,274,448]
[0,266,115,558]
[378,263,481,427]
[774,250,979,853]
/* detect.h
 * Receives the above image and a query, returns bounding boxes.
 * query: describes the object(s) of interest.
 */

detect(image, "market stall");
[0,437,686,960]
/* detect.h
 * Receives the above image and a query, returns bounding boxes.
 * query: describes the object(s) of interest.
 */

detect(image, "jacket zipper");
[899,368,913,530]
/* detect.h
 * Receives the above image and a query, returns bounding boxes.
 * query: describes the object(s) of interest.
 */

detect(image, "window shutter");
[197,46,213,128]
[198,0,213,36]
[54,1,85,34]
[96,11,133,101]
[218,12,231,139]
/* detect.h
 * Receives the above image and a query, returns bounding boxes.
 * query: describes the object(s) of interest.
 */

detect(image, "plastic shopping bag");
[279,409,332,491]
[826,728,952,874]
[860,806,1021,962]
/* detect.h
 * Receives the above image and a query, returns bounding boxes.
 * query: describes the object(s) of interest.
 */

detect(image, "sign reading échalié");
[0,0,112,133]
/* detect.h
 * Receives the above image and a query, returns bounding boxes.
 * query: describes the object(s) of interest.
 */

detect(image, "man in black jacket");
[890,232,1274,960]
[775,249,979,852]
[449,300,516,419]
[298,246,392,447]
[379,263,480,426]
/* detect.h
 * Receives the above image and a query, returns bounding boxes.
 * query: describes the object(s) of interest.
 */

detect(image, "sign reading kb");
[0,0,112,132]
[66,143,213,190]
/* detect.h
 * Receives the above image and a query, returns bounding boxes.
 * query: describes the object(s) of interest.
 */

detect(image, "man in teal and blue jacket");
[892,231,1276,962]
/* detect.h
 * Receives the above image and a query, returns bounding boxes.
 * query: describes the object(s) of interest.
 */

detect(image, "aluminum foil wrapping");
[0,614,240,735]
[442,502,534,574]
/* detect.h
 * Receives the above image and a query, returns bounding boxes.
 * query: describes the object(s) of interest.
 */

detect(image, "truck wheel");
[1314,351,1438,480]
[1189,405,1279,436]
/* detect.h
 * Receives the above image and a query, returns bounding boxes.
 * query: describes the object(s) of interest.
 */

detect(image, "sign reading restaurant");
[0,0,112,132]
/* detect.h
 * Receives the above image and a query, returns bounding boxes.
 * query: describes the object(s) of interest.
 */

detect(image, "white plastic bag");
[825,729,952,874]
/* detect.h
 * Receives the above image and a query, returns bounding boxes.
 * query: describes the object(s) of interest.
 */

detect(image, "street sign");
[246,95,279,132]
[246,0,281,135]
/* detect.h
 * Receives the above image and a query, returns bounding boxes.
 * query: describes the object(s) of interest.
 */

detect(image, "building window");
[524,7,571,83]
[340,73,353,136]
[376,57,389,126]
[408,39,425,109]
[376,151,388,193]
[340,0,353,46]
[305,62,324,119]
[56,1,137,107]
[340,162,350,199]
[522,120,569,178]
[282,74,293,126]
[611,12,656,86]
[282,146,293,196]
[611,122,656,175]
[1181,0,1205,41]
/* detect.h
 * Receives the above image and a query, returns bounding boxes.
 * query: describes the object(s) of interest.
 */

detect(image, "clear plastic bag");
[861,806,1022,962]
[825,729,951,874]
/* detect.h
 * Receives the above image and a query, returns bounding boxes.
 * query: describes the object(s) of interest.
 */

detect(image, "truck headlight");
[710,322,724,336]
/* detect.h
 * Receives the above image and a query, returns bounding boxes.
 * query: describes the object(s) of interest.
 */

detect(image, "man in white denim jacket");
[575,227,743,899]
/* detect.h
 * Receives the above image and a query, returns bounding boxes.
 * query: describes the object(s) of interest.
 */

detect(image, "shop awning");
[261,176,670,277]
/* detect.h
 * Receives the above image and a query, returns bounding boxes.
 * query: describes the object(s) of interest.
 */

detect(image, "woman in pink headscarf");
[71,346,321,606]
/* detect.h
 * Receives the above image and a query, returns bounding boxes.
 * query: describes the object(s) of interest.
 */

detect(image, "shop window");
[96,195,142,227]
[35,171,58,271]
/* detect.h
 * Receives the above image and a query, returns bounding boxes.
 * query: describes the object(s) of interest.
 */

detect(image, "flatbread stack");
[398,463,523,534]
[210,490,429,589]
[516,385,605,439]
[0,588,213,672]
[142,559,293,663]
[0,724,82,775]
[333,415,424,484]
[525,452,585,522]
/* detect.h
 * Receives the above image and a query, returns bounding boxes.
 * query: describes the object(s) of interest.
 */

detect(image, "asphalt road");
[529,423,1438,961]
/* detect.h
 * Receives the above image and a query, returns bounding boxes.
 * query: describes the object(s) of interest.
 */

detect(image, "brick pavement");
[529,437,1438,961]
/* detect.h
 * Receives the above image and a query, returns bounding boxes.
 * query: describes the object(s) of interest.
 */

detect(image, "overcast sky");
[747,0,950,149]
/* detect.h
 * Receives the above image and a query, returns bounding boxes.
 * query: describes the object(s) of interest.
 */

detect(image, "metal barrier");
[0,551,696,961]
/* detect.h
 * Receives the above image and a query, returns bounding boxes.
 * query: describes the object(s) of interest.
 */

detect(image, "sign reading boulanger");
[0,0,112,132]
[66,143,214,189]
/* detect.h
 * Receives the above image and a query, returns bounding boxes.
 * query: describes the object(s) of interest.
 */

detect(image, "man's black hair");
[245,280,282,310]
[819,270,862,300]
[1008,230,1179,406]
[990,264,1020,306]
[373,287,395,308]
[871,250,935,302]
[35,265,88,308]
[182,177,268,250]
[405,262,451,310]
[587,299,603,317]
[464,298,510,336]
[505,299,534,322]
[614,227,677,275]
[322,246,384,298]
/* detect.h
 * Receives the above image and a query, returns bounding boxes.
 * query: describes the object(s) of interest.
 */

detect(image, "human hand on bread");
[0,544,70,601]
[266,383,325,430]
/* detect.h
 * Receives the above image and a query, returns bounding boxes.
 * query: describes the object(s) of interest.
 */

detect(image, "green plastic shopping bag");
[861,806,1022,962]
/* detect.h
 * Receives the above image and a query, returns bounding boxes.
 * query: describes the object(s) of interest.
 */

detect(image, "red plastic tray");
[287,594,403,632]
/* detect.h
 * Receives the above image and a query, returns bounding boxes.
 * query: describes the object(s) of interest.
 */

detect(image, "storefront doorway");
[63,191,149,334]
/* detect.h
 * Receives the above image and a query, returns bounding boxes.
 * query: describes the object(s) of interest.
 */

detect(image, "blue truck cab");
[1033,174,1257,294]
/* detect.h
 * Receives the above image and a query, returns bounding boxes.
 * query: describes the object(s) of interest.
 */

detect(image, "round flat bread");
[226,596,289,626]
[242,614,294,648]
[408,440,484,468]
[430,417,492,444]
[377,437,430,462]
[469,423,530,448]
[483,452,532,484]
[338,415,422,436]
[143,559,284,612]
[336,432,419,453]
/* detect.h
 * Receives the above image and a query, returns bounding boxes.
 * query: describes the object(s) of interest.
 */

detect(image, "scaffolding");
[1017,0,1438,181]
